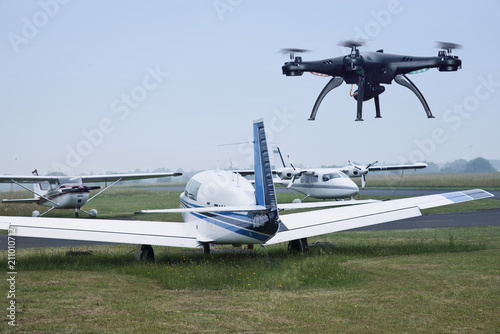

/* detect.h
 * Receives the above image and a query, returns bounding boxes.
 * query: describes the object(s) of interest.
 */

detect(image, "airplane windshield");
[185,179,201,201]
[58,177,82,184]
[322,172,344,182]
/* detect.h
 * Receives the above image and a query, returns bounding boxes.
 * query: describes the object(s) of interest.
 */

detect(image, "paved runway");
[1,208,499,250]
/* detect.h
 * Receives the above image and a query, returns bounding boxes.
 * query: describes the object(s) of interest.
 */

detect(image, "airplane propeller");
[348,160,378,190]
[286,155,300,189]
[275,147,304,189]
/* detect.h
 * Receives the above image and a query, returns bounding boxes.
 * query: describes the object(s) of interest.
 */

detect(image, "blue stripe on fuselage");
[181,200,272,242]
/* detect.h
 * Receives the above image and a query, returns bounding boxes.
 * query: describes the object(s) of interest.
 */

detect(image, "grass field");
[352,172,500,189]
[1,173,499,332]
[2,227,499,332]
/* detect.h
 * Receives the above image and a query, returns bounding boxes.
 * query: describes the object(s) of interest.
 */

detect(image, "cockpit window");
[300,174,318,183]
[322,172,342,182]
[59,177,82,184]
[185,179,201,201]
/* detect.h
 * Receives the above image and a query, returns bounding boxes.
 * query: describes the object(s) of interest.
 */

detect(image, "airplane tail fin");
[253,120,279,226]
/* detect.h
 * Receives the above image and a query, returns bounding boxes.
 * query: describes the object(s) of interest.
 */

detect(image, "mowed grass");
[2,227,500,333]
[352,172,500,189]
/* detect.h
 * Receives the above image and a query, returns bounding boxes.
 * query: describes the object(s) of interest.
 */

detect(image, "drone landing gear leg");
[374,95,381,118]
[355,75,365,121]
[394,74,434,118]
[309,76,344,121]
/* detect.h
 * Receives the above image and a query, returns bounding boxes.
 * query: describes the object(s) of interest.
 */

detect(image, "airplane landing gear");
[202,243,211,254]
[136,245,155,261]
[79,208,98,217]
[288,238,309,254]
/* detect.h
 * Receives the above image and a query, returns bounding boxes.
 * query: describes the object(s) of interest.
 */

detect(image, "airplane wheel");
[32,210,40,217]
[292,198,302,204]
[136,245,155,262]
[288,239,303,253]
[202,243,211,254]
[301,238,309,252]
[90,209,98,217]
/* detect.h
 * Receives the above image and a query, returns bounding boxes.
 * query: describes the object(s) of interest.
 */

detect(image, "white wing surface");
[81,172,182,183]
[367,162,427,171]
[0,175,60,183]
[0,217,198,248]
[266,189,493,244]
[140,200,379,214]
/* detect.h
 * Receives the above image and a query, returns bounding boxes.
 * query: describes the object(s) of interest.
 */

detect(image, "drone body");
[281,42,462,121]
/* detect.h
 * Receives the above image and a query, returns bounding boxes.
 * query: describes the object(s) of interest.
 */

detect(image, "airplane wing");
[140,200,379,214]
[80,172,182,183]
[367,162,427,171]
[0,216,199,248]
[0,175,60,183]
[265,189,493,244]
[140,205,268,214]
[2,198,38,204]
[277,199,379,210]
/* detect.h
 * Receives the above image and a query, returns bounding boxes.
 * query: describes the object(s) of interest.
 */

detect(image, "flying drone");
[281,41,462,121]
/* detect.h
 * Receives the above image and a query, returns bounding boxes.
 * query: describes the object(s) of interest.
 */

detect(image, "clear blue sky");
[1,0,499,175]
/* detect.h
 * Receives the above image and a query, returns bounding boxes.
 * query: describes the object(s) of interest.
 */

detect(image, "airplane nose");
[342,179,359,196]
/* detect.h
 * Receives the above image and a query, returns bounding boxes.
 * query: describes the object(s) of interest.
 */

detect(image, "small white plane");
[0,120,493,259]
[0,170,182,217]
[274,147,427,201]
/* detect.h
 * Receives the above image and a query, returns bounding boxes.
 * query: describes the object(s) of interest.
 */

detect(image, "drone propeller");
[436,41,463,54]
[339,40,366,56]
[280,48,310,60]
[338,40,365,49]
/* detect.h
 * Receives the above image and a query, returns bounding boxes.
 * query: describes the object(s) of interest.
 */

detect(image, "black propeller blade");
[279,48,310,60]
[436,41,462,54]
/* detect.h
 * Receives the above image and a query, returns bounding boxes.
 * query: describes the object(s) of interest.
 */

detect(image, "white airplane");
[0,120,493,259]
[0,170,182,217]
[274,147,427,201]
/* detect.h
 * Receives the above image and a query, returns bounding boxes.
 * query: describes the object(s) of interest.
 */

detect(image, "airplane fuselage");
[38,186,90,209]
[281,170,359,199]
[179,170,279,245]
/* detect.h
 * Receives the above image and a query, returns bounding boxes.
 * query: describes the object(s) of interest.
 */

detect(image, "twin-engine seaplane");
[0,170,182,217]
[273,147,427,201]
[0,120,493,259]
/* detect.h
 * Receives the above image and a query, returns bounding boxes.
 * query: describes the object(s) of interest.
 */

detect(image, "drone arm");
[308,76,344,121]
[394,74,434,118]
